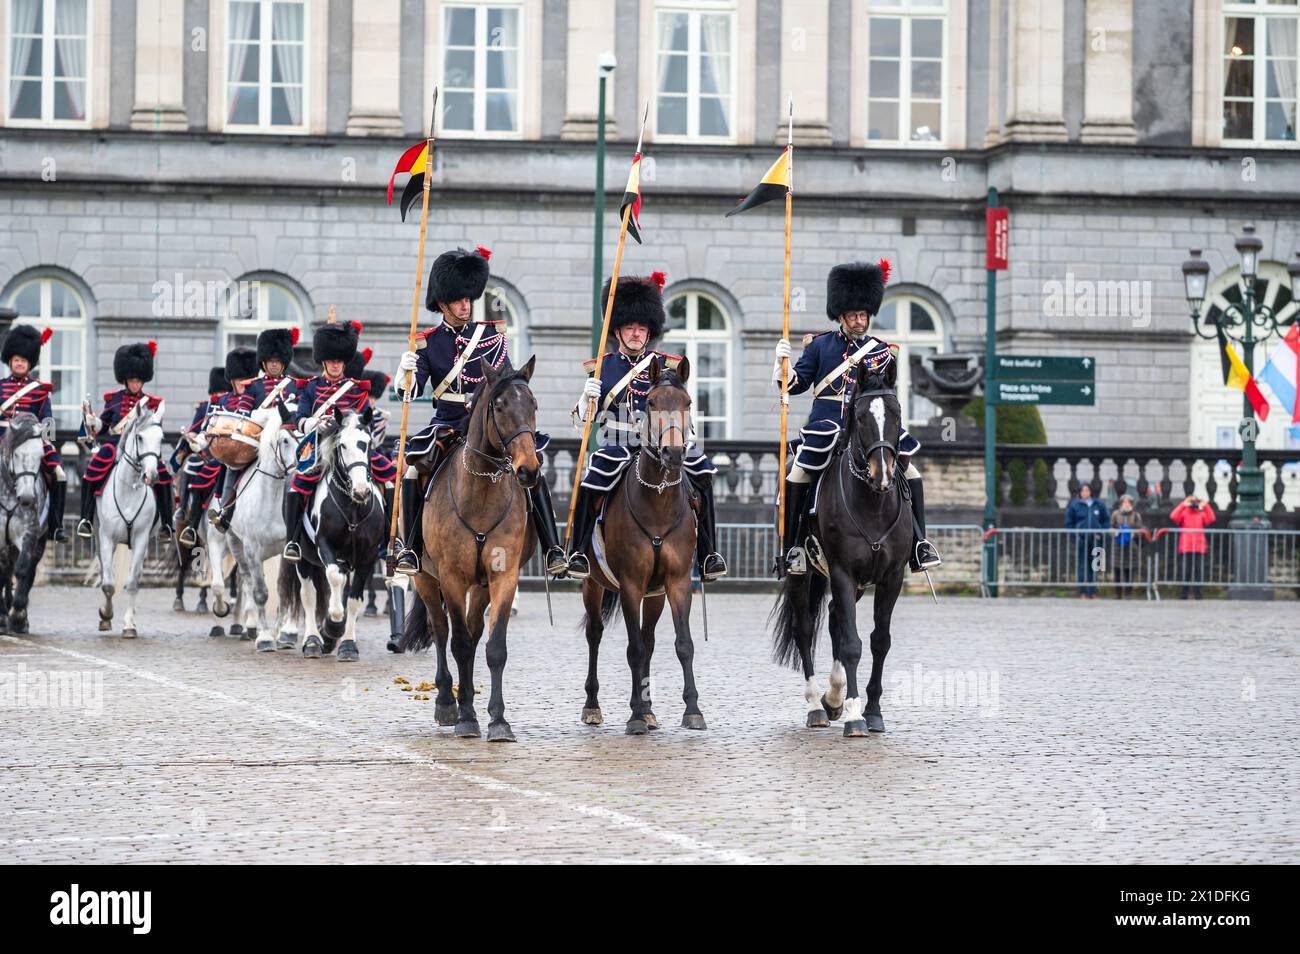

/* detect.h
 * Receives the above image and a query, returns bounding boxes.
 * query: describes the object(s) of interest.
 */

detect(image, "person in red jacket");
[1170,495,1215,599]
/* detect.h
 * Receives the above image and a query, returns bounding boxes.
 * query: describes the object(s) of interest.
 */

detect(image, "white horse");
[95,401,165,638]
[0,413,50,635]
[217,405,299,652]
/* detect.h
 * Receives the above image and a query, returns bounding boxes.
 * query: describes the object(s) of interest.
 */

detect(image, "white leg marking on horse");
[326,564,346,622]
[843,697,864,722]
[345,597,363,640]
[300,578,319,639]
[826,661,846,709]
[804,676,823,713]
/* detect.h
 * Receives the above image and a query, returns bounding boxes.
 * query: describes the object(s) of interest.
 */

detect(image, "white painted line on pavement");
[1,635,766,864]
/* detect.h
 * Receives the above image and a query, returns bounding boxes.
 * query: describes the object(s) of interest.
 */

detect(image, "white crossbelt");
[601,354,656,413]
[432,322,487,401]
[256,376,292,410]
[811,337,883,400]
[0,379,42,414]
[304,379,355,430]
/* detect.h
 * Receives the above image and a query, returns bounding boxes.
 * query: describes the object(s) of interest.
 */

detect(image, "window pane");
[1265,99,1296,139]
[486,91,517,131]
[230,43,259,82]
[697,343,726,377]
[271,42,302,84]
[1225,57,1254,97]
[272,2,303,41]
[658,52,687,93]
[699,96,730,137]
[1223,99,1254,138]
[11,35,41,76]
[658,94,687,135]
[699,14,730,55]
[1265,57,1296,99]
[911,100,941,140]
[445,6,476,46]
[53,81,86,120]
[666,296,687,330]
[443,90,474,129]
[11,283,40,315]
[912,18,943,58]
[9,79,42,118]
[443,49,475,88]
[270,86,303,126]
[52,328,79,364]
[698,382,726,420]
[1225,17,1255,56]
[873,301,897,331]
[13,0,41,35]
[486,49,517,88]
[696,297,726,331]
[54,0,87,35]
[912,60,942,98]
[50,281,82,317]
[265,286,295,322]
[870,59,900,98]
[868,100,899,140]
[909,302,936,332]
[230,1,261,41]
[228,85,259,124]
[870,18,901,57]
[487,6,519,47]
[659,12,689,51]
[700,53,730,95]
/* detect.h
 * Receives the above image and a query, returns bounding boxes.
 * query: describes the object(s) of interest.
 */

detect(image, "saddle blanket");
[580,443,715,492]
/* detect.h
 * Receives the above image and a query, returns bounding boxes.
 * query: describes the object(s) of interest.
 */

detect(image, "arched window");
[664,289,732,440]
[5,275,88,429]
[475,281,527,357]
[873,293,946,426]
[221,276,308,354]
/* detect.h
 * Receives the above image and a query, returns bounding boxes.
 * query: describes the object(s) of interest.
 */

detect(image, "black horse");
[771,360,913,737]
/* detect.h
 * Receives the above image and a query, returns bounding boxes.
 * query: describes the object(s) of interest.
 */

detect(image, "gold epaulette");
[582,357,597,374]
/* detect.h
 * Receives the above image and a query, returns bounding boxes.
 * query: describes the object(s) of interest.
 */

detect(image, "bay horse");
[399,356,539,742]
[0,412,49,634]
[771,362,912,737]
[579,357,707,735]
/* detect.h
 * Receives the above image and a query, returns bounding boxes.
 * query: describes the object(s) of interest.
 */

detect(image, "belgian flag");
[725,147,791,217]
[1217,318,1270,421]
[388,140,429,222]
[621,153,644,244]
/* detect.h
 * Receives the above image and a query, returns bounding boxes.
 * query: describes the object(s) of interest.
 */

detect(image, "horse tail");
[399,592,435,653]
[769,571,829,672]
[276,558,301,623]
[577,587,621,635]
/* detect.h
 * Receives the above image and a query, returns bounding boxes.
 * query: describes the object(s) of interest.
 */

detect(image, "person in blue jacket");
[1064,483,1109,598]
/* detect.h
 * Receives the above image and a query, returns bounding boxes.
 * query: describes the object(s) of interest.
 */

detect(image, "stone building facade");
[1,0,1298,455]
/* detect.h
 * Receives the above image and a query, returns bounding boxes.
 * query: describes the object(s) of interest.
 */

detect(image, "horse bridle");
[463,374,534,483]
[634,380,692,493]
[327,419,376,502]
[0,427,42,519]
[845,387,900,489]
[122,423,160,481]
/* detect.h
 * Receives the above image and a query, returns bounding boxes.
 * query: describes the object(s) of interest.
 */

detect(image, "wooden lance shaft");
[564,201,634,549]
[777,188,792,551]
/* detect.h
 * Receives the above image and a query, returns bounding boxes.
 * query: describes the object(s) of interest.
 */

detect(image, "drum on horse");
[93,400,166,639]
[0,412,50,634]
[399,356,540,742]
[770,361,912,737]
[215,403,299,652]
[282,406,387,661]
[577,357,709,735]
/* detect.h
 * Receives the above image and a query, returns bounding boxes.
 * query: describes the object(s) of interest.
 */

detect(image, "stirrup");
[51,525,68,543]
[283,541,302,563]
[394,548,420,576]
[207,507,225,527]
[700,553,728,582]
[911,540,942,572]
[178,526,198,548]
[544,546,569,577]
[566,552,591,580]
[784,546,808,576]
[76,518,94,539]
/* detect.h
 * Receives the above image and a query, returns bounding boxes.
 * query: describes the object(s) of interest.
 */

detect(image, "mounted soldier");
[0,324,68,542]
[773,260,940,575]
[172,365,227,546]
[210,327,300,532]
[75,341,175,541]
[177,347,257,547]
[564,272,727,583]
[282,319,396,563]
[391,245,566,578]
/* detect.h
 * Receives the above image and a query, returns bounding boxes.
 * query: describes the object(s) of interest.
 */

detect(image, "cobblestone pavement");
[1,585,1296,864]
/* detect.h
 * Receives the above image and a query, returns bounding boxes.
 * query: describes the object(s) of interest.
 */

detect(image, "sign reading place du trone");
[994,355,1097,406]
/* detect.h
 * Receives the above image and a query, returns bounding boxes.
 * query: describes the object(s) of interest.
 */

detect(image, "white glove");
[772,338,792,383]
[85,412,101,433]
[582,378,602,403]
[398,351,419,373]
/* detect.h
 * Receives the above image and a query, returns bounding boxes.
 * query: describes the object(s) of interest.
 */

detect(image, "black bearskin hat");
[344,346,373,380]
[312,320,361,365]
[256,327,298,369]
[114,341,156,384]
[362,369,391,399]
[602,271,667,341]
[826,259,891,320]
[224,346,259,384]
[207,366,228,395]
[2,324,49,368]
[426,246,492,311]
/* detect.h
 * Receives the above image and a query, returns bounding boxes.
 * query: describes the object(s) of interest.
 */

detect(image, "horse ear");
[517,355,536,383]
[152,399,165,423]
[332,405,343,424]
[482,355,501,384]
[361,404,373,428]
[647,355,662,383]
[674,357,690,386]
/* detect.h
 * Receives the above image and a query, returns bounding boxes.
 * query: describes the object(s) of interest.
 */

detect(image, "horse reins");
[834,385,910,552]
[622,376,694,581]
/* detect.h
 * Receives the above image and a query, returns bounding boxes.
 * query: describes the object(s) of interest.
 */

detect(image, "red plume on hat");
[40,327,53,345]
[290,327,301,345]
[361,347,373,365]
[476,246,492,261]
[350,321,362,335]
[878,259,892,284]
[650,271,667,289]
[147,340,158,356]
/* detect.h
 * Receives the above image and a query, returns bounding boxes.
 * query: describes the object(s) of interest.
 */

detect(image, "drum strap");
[432,323,486,401]
[0,379,42,414]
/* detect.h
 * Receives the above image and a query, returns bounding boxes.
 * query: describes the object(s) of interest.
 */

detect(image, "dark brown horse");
[770,361,912,737]
[579,357,707,735]
[399,356,539,742]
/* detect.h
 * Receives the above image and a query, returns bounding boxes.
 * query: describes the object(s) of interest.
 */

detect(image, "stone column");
[346,0,404,136]
[1080,0,1137,143]
[129,0,187,130]
[561,0,618,140]
[778,0,832,144]
[1002,0,1069,142]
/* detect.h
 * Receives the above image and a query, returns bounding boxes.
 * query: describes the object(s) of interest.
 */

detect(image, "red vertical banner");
[986,207,1009,270]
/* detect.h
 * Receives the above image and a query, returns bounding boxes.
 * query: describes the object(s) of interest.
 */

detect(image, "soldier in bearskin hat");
[176,347,258,547]
[563,272,728,582]
[0,324,68,541]
[390,245,567,578]
[210,327,300,531]
[772,260,941,575]
[283,319,397,562]
[76,341,175,540]
[170,365,228,543]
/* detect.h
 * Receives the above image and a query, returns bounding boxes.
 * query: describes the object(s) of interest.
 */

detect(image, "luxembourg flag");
[1258,323,1300,440]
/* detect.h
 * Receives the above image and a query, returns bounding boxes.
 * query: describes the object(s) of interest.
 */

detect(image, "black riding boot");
[690,476,727,582]
[210,466,240,532]
[282,491,307,562]
[564,485,604,580]
[76,477,99,538]
[178,487,206,548]
[154,482,175,541]
[907,476,942,572]
[394,475,424,576]
[780,480,812,575]
[528,478,569,577]
[46,477,68,542]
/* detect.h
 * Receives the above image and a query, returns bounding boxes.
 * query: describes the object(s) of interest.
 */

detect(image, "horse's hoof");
[580,707,603,726]
[275,633,298,652]
[196,599,209,614]
[363,604,378,618]
[625,719,648,736]
[487,721,516,743]
[435,703,458,726]
[230,623,244,637]
[806,709,830,728]
[681,712,707,731]
[208,625,224,638]
[122,628,137,640]
[0,620,8,636]
[386,638,403,654]
[454,720,481,739]
[821,694,844,721]
[321,635,340,656]
[238,627,254,642]
[643,711,660,730]
[97,619,112,633]
[172,598,185,613]
[336,639,359,662]
[302,636,323,659]
[12,617,28,635]
[866,712,886,733]
[255,638,274,653]
[843,719,869,738]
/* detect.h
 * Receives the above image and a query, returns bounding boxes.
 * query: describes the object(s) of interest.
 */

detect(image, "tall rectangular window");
[655,2,735,142]
[226,0,306,131]
[441,3,522,136]
[866,0,946,144]
[6,0,90,125]
[1223,4,1298,143]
